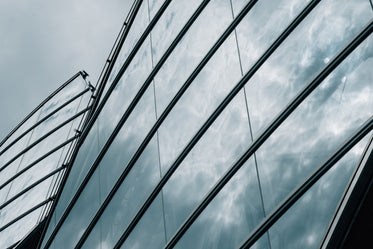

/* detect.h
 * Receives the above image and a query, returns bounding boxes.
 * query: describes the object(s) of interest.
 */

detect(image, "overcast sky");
[0,0,133,140]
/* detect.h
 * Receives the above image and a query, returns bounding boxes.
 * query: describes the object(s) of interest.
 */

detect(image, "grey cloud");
[0,0,132,141]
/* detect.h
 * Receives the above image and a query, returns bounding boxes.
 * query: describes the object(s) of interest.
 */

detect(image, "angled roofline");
[0,71,86,148]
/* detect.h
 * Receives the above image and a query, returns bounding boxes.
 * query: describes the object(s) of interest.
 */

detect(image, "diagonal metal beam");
[73,0,213,247]
[163,19,373,249]
[111,1,320,247]
[0,196,55,233]
[39,0,175,247]
[0,135,78,191]
[238,116,373,249]
[0,88,90,157]
[0,72,83,148]
[0,165,66,210]
[0,106,91,172]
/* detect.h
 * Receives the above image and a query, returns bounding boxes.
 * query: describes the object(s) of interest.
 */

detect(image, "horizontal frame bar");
[0,72,84,148]
[0,135,78,191]
[0,88,90,157]
[0,196,55,232]
[163,19,373,249]
[0,165,66,210]
[0,106,91,172]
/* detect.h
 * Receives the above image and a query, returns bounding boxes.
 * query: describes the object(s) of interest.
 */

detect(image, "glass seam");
[40,0,175,247]
[112,1,261,247]
[238,117,373,249]
[146,0,168,244]
[54,0,212,248]
[163,15,372,249]
[228,0,272,248]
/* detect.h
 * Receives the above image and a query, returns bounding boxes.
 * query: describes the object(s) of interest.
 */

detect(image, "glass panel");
[123,89,252,246]
[0,179,51,227]
[49,80,157,248]
[3,142,71,200]
[9,114,80,179]
[242,0,372,137]
[45,37,154,247]
[149,0,201,64]
[153,0,233,114]
[268,134,371,249]
[0,108,41,154]
[0,157,23,203]
[256,34,373,214]
[0,204,43,249]
[37,75,87,121]
[173,157,269,249]
[23,91,88,151]
[0,127,36,174]
[100,0,150,104]
[148,0,165,20]
[120,195,167,249]
[81,137,161,249]
[157,32,241,173]
[41,122,101,249]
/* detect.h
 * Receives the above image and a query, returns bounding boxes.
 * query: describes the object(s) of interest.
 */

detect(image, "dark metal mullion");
[0,135,78,191]
[238,116,373,249]
[0,106,91,172]
[163,19,373,249]
[86,0,142,120]
[0,88,89,157]
[73,0,213,247]
[0,196,55,232]
[40,1,174,247]
[0,165,66,210]
[111,1,319,248]
[0,72,82,148]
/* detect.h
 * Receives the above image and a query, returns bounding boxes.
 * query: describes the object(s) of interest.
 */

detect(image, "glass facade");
[2,0,373,248]
[0,72,94,248]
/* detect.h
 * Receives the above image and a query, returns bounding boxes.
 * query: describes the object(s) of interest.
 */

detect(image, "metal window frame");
[0,88,90,157]
[73,0,212,247]
[162,19,373,249]
[85,0,141,120]
[0,72,85,148]
[0,165,66,210]
[112,1,319,247]
[0,196,55,233]
[0,135,78,191]
[238,117,373,249]
[38,0,175,247]
[0,106,91,172]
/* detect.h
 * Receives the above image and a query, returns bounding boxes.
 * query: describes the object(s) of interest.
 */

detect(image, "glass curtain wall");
[0,72,93,248]
[38,0,373,249]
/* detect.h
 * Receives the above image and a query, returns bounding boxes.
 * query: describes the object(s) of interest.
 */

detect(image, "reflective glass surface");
[82,137,161,249]
[48,40,155,248]
[0,73,91,249]
[45,36,154,247]
[267,134,371,249]
[0,204,44,248]
[257,33,373,214]
[33,0,373,248]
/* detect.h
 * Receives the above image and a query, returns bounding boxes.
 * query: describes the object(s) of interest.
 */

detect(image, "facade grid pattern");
[0,0,372,248]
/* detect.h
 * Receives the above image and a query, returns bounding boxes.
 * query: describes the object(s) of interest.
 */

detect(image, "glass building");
[1,0,373,248]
